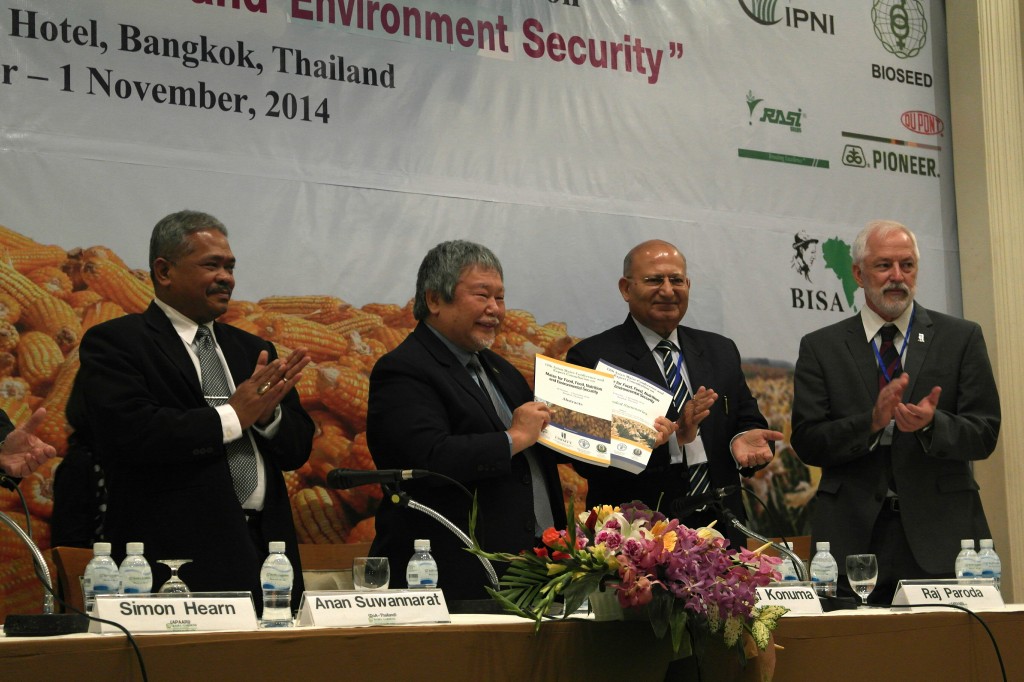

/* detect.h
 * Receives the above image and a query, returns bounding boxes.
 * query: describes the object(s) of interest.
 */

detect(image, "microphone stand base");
[3,613,90,637]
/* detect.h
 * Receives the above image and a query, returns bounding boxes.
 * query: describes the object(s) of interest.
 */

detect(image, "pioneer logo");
[901,110,944,136]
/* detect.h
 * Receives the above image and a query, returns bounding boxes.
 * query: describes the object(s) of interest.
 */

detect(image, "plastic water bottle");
[82,542,120,614]
[118,542,153,594]
[809,541,838,597]
[260,541,294,627]
[977,539,1001,591]
[954,539,981,579]
[405,539,439,589]
[777,542,800,581]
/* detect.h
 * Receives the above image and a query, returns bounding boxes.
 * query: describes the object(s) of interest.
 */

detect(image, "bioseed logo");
[872,0,928,59]
[788,232,855,313]
[738,0,835,34]
[747,91,803,133]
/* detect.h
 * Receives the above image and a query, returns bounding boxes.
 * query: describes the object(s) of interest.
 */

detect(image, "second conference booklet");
[533,355,672,472]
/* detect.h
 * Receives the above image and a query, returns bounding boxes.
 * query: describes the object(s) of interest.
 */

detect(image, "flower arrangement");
[470,500,788,655]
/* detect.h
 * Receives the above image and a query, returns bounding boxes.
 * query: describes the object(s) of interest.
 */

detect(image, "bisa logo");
[738,0,835,34]
[788,232,854,313]
[872,0,928,59]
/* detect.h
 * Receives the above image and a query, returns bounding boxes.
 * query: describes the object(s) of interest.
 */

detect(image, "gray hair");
[413,240,503,321]
[851,220,919,265]
[149,210,228,278]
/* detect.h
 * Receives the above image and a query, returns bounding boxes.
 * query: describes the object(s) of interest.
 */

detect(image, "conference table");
[2,605,1023,680]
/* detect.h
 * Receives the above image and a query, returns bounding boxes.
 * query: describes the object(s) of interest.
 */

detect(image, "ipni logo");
[901,111,943,136]
[738,0,835,34]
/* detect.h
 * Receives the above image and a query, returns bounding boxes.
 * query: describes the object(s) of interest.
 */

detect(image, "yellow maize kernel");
[0,352,16,378]
[0,262,48,309]
[80,301,127,332]
[0,246,67,275]
[0,321,18,354]
[0,293,20,324]
[501,309,538,336]
[219,299,263,324]
[66,289,103,311]
[326,310,384,336]
[366,326,411,352]
[258,295,351,325]
[21,295,82,354]
[81,255,154,313]
[25,265,73,300]
[0,396,30,425]
[16,331,64,394]
[254,313,349,362]
[317,364,369,432]
[36,350,79,456]
[290,486,348,544]
[0,225,38,250]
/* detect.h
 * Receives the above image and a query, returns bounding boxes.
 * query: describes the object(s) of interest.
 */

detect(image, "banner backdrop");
[0,0,952,615]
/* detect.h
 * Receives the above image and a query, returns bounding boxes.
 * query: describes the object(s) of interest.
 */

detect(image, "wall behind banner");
[0,0,955,616]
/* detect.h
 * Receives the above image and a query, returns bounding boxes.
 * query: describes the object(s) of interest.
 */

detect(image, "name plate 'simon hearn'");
[92,593,258,633]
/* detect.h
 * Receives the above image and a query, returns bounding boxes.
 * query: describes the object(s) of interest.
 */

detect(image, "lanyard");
[870,309,915,383]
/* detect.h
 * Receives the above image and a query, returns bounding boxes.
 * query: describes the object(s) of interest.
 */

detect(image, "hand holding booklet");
[533,355,672,473]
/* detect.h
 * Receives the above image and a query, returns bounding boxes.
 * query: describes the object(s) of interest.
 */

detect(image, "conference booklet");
[533,355,672,472]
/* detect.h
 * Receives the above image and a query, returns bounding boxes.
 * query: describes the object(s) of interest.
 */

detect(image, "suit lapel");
[842,313,880,398]
[901,305,932,399]
[215,322,255,390]
[413,323,505,430]
[617,318,667,388]
[143,303,205,402]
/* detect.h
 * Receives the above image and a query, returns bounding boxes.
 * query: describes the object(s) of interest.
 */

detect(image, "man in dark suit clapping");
[69,210,314,610]
[792,220,1000,604]
[566,240,781,540]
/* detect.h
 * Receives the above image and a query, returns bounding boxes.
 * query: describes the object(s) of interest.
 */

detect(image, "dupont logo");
[901,110,944,136]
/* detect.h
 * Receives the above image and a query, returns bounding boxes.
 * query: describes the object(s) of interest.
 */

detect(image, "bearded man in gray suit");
[792,220,1000,604]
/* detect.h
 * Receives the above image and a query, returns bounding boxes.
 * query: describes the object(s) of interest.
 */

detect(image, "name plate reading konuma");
[892,579,1004,610]
[296,589,450,627]
[92,592,258,633]
[755,584,822,614]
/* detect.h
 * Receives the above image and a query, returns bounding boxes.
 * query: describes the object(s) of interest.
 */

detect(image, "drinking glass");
[157,559,192,594]
[845,554,878,607]
[352,557,390,590]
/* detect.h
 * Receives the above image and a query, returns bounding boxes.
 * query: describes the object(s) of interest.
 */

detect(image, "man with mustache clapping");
[69,210,314,612]
[791,220,1000,605]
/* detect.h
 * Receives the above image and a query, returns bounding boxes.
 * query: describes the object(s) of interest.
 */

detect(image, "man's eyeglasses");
[629,275,689,289]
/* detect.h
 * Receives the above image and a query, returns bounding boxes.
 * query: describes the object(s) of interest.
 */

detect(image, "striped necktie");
[655,340,710,497]
[878,325,902,387]
[194,326,258,504]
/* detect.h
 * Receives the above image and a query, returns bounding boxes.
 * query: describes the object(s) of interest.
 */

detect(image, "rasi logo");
[747,91,803,133]
[901,110,943,136]
[738,0,835,34]
[788,233,855,313]
[872,0,928,59]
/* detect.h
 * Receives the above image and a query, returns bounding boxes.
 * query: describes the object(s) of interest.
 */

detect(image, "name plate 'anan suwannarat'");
[92,593,258,633]
[297,589,450,627]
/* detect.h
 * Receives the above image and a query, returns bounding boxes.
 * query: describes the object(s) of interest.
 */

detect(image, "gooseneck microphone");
[325,468,430,489]
[669,485,738,518]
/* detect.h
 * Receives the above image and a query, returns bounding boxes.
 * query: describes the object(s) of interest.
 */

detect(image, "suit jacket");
[791,304,1000,574]
[566,317,769,536]
[366,322,567,601]
[69,302,314,607]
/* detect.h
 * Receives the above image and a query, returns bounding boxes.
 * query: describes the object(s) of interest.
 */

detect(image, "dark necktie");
[876,325,900,492]
[878,324,902,388]
[193,326,258,504]
[467,355,555,533]
[655,340,710,498]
